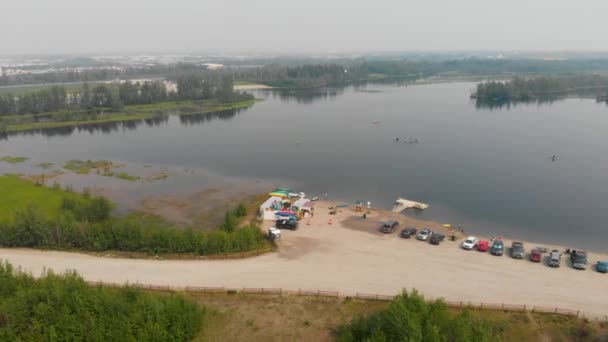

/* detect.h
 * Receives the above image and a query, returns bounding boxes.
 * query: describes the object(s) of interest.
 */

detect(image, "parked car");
[510,241,525,259]
[596,261,608,273]
[490,239,504,256]
[276,219,299,230]
[571,251,588,270]
[461,236,478,250]
[430,233,445,245]
[529,249,543,262]
[416,228,432,241]
[477,240,490,252]
[400,227,417,238]
[548,249,561,267]
[268,227,281,241]
[380,220,399,234]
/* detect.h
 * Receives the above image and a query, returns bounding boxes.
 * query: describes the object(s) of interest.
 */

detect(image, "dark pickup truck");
[400,227,418,238]
[380,220,399,234]
[430,234,445,245]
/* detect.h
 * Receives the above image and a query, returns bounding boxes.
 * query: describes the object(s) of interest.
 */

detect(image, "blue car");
[596,261,608,273]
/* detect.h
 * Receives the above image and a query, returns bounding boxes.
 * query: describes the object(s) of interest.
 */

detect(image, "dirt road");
[1,203,607,319]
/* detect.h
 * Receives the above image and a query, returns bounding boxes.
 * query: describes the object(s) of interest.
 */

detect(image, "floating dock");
[392,197,429,213]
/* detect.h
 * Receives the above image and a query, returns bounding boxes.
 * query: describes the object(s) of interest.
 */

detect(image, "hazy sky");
[2,0,608,54]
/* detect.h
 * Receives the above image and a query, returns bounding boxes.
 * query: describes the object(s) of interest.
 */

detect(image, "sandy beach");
[233,84,272,90]
[1,200,607,319]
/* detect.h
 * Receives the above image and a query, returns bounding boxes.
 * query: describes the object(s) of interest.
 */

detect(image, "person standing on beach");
[367,201,371,209]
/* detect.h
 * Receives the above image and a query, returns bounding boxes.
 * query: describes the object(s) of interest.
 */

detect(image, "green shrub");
[0,261,204,341]
[338,290,501,342]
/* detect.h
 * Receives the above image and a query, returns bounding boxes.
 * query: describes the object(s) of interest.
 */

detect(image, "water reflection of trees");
[178,106,249,126]
[2,116,169,139]
[474,97,559,110]
[1,105,254,140]
[264,88,344,104]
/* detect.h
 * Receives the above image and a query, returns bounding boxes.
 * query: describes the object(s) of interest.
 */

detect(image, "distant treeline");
[0,75,252,116]
[8,58,608,90]
[473,74,608,104]
[0,187,270,256]
[232,58,608,89]
[232,63,369,88]
[0,261,204,341]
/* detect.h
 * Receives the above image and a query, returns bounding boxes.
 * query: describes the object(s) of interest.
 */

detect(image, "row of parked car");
[380,221,607,272]
[380,222,446,245]
[460,236,608,272]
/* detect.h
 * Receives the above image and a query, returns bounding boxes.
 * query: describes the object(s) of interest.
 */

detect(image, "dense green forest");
[0,261,204,341]
[0,176,270,256]
[232,63,368,89]
[0,75,251,116]
[473,74,608,104]
[338,291,500,342]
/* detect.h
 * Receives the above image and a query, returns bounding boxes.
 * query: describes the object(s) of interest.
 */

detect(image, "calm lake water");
[2,82,608,250]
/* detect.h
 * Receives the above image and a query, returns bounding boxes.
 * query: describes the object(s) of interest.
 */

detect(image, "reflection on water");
[179,107,249,126]
[2,116,171,139]
[2,105,263,139]
[263,87,344,104]
[474,98,559,110]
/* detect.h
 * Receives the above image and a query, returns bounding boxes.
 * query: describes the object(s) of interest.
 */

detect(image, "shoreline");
[234,84,272,90]
[0,98,260,134]
[294,200,608,263]
[2,199,608,318]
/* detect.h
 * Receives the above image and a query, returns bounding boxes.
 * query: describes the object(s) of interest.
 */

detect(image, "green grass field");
[0,175,85,223]
[0,156,28,164]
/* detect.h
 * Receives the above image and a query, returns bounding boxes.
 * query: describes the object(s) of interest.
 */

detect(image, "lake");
[2,82,608,250]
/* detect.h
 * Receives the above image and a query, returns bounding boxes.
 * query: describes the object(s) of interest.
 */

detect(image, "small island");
[0,76,257,134]
[472,74,608,106]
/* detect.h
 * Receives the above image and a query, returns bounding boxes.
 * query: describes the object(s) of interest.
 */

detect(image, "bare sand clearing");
[233,84,272,90]
[1,201,607,318]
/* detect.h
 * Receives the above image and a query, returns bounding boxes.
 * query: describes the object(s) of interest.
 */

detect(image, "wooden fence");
[85,281,581,317]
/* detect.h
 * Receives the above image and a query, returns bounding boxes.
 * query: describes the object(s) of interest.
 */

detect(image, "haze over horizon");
[2,0,608,55]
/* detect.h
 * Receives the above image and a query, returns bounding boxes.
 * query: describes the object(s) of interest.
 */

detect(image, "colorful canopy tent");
[268,191,289,198]
[275,187,292,193]
[259,196,285,220]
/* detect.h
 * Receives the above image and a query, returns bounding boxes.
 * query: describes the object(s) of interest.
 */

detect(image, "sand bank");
[234,84,272,90]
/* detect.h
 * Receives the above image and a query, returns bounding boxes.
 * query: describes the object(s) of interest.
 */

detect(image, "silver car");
[548,250,561,267]
[416,228,432,241]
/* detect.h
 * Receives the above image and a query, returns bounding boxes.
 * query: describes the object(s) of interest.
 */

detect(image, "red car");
[529,249,543,262]
[477,240,489,252]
